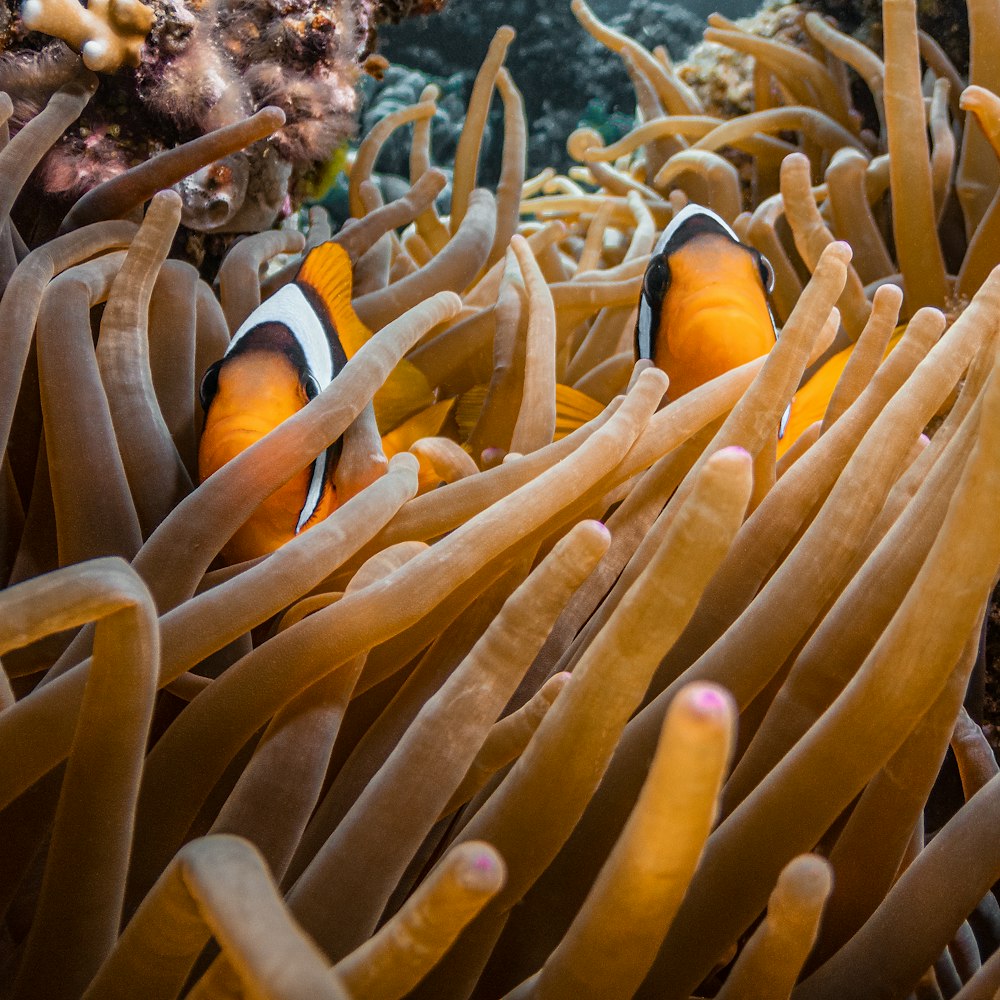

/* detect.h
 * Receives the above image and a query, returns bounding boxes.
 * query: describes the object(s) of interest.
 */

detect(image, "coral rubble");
[0,0,999,997]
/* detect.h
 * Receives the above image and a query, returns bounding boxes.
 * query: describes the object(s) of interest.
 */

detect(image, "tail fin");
[555,383,605,440]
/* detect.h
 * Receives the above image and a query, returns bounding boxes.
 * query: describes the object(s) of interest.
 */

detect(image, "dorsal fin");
[295,242,372,358]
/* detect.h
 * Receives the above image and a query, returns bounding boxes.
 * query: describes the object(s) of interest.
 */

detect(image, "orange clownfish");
[777,327,906,458]
[198,242,373,564]
[635,204,778,400]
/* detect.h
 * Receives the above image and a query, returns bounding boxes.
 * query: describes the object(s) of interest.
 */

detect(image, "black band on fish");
[651,203,742,258]
[636,255,669,361]
[297,436,343,533]
[296,280,349,380]
[752,247,776,293]
[778,401,792,440]
[199,358,225,411]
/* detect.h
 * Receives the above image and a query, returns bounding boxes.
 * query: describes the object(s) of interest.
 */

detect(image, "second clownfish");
[198,242,378,564]
[635,204,778,400]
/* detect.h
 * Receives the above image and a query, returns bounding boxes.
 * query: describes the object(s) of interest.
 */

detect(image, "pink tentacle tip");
[472,851,499,874]
[583,519,611,541]
[714,445,751,466]
[687,684,730,717]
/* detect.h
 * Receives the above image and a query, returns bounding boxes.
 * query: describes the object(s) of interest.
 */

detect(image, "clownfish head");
[197,317,342,562]
[635,204,777,399]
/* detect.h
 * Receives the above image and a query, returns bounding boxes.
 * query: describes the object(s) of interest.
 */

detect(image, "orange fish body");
[198,347,339,561]
[198,242,371,564]
[635,205,777,398]
[777,329,905,458]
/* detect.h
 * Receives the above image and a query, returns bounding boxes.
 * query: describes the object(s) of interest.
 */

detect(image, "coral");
[678,1,808,119]
[137,0,367,232]
[0,0,999,998]
[174,155,250,230]
[20,0,154,72]
[0,0,449,257]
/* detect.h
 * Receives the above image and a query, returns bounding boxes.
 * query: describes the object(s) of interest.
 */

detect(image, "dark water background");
[359,0,764,186]
[592,0,761,17]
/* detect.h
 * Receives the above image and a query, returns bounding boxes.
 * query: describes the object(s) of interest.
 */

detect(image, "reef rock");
[0,0,444,252]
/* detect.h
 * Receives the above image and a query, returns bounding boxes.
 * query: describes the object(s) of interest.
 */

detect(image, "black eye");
[755,250,775,293]
[643,256,669,304]
[199,359,224,411]
[303,372,321,400]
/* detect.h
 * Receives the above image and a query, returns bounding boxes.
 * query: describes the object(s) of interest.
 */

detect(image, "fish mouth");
[675,296,775,338]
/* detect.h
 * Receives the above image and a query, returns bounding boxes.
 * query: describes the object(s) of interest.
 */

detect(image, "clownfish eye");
[199,359,224,411]
[754,249,776,294]
[303,372,321,400]
[642,255,669,304]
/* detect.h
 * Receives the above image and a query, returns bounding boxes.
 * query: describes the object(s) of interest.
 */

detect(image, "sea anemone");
[0,1,999,998]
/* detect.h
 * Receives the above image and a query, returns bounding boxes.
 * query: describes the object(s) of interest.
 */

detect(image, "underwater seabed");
[0,0,1000,997]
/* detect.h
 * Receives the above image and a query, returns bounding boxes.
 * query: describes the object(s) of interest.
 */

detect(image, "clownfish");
[635,204,778,400]
[777,327,906,458]
[198,242,379,564]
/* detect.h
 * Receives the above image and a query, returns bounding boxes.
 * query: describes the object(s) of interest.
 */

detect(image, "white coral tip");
[82,38,113,72]
[21,0,45,29]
